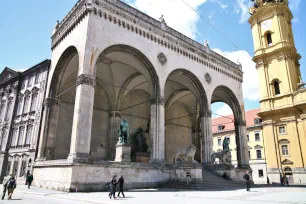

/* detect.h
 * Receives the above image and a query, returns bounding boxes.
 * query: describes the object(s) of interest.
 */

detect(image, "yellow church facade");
[249,0,306,184]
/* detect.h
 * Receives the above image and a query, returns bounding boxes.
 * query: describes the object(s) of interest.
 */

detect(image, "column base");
[115,144,131,162]
[67,153,90,163]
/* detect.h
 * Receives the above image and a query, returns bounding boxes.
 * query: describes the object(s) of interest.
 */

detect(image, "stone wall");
[33,161,202,192]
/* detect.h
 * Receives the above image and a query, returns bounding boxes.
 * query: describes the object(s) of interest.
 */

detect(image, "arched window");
[30,93,38,112]
[25,125,33,145]
[274,80,280,95]
[267,32,272,46]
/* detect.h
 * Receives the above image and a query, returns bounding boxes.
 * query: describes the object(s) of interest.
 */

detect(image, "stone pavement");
[1,184,306,204]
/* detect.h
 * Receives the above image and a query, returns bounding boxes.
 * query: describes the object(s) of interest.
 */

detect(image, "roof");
[212,108,261,133]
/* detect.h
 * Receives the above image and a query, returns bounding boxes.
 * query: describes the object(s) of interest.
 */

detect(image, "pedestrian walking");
[6,176,16,200]
[117,174,125,198]
[26,173,34,189]
[285,176,289,186]
[186,171,191,186]
[1,175,10,200]
[280,173,283,186]
[109,174,117,200]
[243,171,251,191]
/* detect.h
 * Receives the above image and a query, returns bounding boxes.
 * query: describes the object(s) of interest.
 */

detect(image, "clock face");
[261,19,272,31]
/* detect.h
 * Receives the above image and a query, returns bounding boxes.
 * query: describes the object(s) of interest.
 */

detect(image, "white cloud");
[128,0,208,39]
[217,1,228,9]
[289,0,301,10]
[214,103,233,118]
[213,49,260,101]
[208,11,215,19]
[235,0,252,24]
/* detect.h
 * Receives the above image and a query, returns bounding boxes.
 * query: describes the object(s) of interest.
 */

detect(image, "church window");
[23,95,30,114]
[17,127,24,146]
[25,125,32,145]
[254,118,262,125]
[256,150,262,159]
[30,93,38,112]
[279,126,286,134]
[258,170,264,177]
[274,80,280,95]
[281,145,289,156]
[218,125,224,131]
[255,132,260,141]
[266,32,272,46]
[11,129,18,147]
[5,101,12,121]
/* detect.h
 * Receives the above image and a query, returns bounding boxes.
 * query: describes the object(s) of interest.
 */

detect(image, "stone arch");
[211,85,247,167]
[164,69,208,163]
[44,46,79,160]
[96,44,161,103]
[49,46,79,98]
[165,69,208,112]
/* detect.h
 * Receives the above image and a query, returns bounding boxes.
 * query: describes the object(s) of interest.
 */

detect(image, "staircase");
[161,168,246,191]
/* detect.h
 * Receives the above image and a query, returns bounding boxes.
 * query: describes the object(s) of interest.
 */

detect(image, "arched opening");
[211,86,245,167]
[92,45,160,162]
[273,80,280,95]
[164,69,208,164]
[266,32,272,47]
[48,46,79,160]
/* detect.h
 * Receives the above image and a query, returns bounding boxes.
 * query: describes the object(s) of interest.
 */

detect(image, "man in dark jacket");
[117,174,125,197]
[109,174,117,199]
[243,171,251,191]
[26,173,34,189]
[7,176,16,200]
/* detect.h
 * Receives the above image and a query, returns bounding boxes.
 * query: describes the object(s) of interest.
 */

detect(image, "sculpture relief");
[118,118,129,144]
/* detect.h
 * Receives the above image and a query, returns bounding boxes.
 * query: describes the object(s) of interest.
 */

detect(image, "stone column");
[150,97,165,164]
[108,111,121,160]
[37,98,60,160]
[201,110,213,164]
[235,120,249,168]
[67,74,95,163]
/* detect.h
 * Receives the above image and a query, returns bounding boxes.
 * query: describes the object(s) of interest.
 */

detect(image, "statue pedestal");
[131,152,150,163]
[115,143,131,162]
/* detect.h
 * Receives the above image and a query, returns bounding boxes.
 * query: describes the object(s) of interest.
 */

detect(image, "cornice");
[51,0,243,82]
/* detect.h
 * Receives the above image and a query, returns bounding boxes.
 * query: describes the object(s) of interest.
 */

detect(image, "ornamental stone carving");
[76,74,96,87]
[43,98,60,107]
[205,73,211,84]
[157,53,167,65]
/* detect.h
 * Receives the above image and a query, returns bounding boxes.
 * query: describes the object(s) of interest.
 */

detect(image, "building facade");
[249,0,306,184]
[32,0,250,192]
[212,109,267,184]
[0,60,50,182]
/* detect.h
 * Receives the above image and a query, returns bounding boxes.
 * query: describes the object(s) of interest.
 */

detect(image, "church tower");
[249,0,306,184]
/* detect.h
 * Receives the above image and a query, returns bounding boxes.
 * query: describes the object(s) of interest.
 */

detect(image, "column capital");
[109,111,121,118]
[234,120,246,127]
[76,74,96,87]
[151,97,164,105]
[199,110,212,118]
[43,98,60,107]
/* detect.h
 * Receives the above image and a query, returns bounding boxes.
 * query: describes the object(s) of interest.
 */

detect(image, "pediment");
[254,145,263,149]
[279,139,290,144]
[281,159,293,165]
[0,68,19,84]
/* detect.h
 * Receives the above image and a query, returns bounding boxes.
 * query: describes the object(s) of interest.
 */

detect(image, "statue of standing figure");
[118,118,129,144]
[223,137,230,150]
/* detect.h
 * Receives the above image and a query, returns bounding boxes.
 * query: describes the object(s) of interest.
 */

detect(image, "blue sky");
[0,0,305,117]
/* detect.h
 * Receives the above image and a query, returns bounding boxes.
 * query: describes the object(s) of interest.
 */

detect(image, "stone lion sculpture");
[211,149,232,165]
[175,145,197,163]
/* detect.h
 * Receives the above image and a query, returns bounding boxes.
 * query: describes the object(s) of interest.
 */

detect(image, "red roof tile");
[212,108,261,133]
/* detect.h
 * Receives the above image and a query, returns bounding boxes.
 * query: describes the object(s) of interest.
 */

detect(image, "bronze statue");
[118,118,129,144]
[223,138,229,150]
[132,127,149,153]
